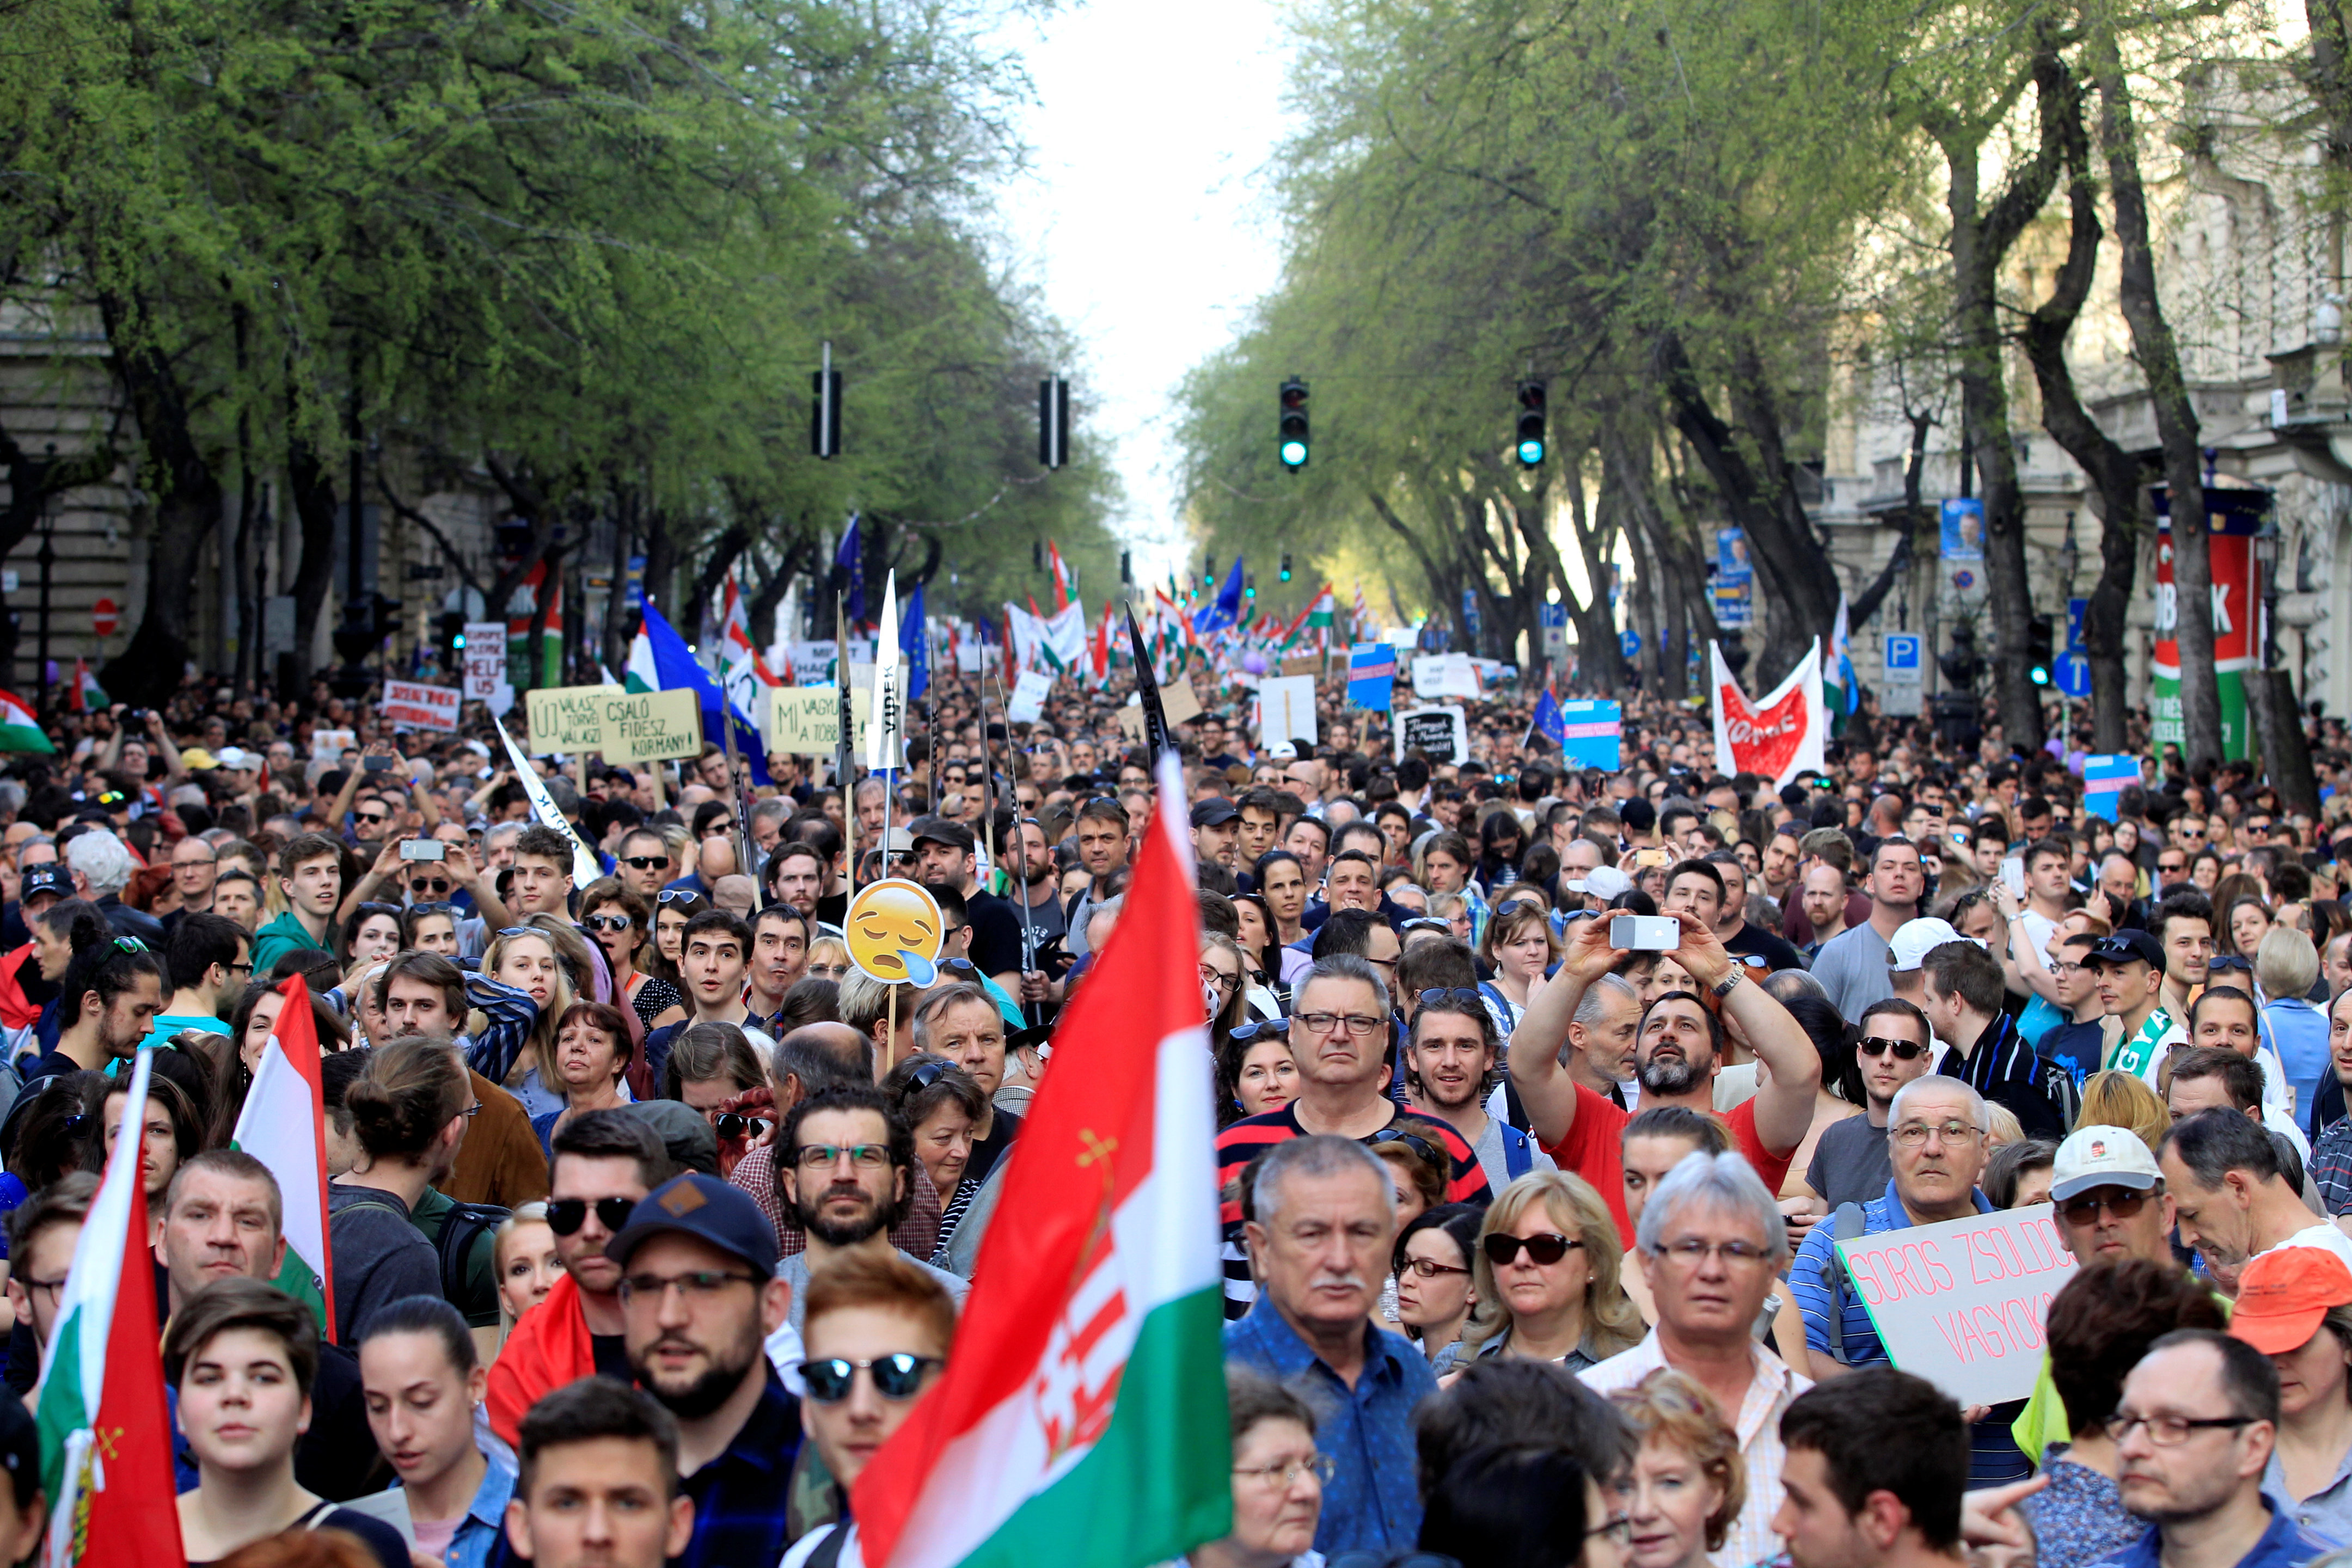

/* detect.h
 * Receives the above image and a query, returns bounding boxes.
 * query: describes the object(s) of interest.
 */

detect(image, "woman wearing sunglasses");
[1457,1171,1642,1374]
[578,878,685,1033]
[647,890,711,988]
[1217,1019,1298,1127]
[399,902,460,957]
[1394,1203,1482,1371]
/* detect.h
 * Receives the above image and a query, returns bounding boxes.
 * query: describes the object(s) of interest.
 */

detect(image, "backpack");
[1815,1202,1871,1367]
[1498,1120,1535,1181]
[339,1189,510,1315]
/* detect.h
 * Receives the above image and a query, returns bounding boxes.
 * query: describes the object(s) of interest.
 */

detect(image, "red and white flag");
[1711,638,1827,786]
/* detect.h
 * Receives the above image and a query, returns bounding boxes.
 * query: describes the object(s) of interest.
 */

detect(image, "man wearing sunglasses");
[781,1253,957,1568]
[1802,997,1935,1210]
[604,1171,801,1568]
[615,828,678,903]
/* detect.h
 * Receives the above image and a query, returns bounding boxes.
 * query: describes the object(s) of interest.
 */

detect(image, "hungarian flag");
[68,659,106,714]
[1048,541,1073,612]
[855,754,1230,1568]
[230,976,336,1336]
[37,1050,183,1566]
[718,570,782,728]
[0,689,53,754]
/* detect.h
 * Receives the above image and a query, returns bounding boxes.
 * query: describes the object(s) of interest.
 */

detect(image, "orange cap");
[2228,1246,2352,1355]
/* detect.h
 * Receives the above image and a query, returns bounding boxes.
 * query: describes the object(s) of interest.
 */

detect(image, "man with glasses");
[2171,812,2213,854]
[146,911,247,1048]
[773,1086,967,1332]
[615,828,678,903]
[1215,955,1491,1315]
[2036,929,2112,1086]
[607,1172,800,1568]
[2088,1331,2332,1568]
[167,834,218,923]
[2155,846,2193,894]
[488,1111,672,1444]
[1401,990,1553,1192]
[1791,1076,2032,1482]
[1802,997,1935,1210]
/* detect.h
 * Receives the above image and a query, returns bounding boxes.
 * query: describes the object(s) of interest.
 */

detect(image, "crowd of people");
[6,661,2352,1568]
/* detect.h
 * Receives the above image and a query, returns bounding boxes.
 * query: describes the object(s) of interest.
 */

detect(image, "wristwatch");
[1711,969,1744,999]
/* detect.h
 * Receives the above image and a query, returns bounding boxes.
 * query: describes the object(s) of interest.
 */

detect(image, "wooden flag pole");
[837,593,856,895]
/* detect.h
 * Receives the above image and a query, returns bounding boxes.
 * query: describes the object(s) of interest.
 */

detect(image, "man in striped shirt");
[1215,954,1490,1314]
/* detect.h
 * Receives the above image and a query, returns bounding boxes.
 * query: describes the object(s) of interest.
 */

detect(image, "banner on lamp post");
[2151,487,2269,763]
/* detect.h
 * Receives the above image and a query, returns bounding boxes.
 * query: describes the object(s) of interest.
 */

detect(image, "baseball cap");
[1191,798,1240,829]
[1887,917,1968,973]
[2229,1246,2352,1354]
[1568,866,1634,901]
[2049,1123,2163,1203]
[605,1172,777,1276]
[179,747,218,771]
[1265,741,1298,763]
[908,816,975,853]
[2084,930,2165,971]
[215,746,257,770]
[19,863,70,902]
[620,1101,719,1177]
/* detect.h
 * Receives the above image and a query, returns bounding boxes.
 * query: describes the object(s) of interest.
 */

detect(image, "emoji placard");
[843,877,945,985]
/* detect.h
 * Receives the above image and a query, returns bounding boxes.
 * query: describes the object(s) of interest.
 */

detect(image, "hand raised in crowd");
[1558,908,1626,985]
[1668,908,1732,988]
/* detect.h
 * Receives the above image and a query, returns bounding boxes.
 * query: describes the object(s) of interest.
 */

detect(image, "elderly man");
[1790,1076,2031,1483]
[2161,1110,2352,1291]
[66,829,163,945]
[1223,1135,1435,1556]
[1583,1151,1810,1568]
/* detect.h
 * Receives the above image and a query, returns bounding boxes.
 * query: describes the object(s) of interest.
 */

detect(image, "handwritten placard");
[381,681,461,733]
[1411,653,1480,700]
[1007,670,1054,725]
[310,728,356,761]
[770,688,842,756]
[525,685,625,753]
[1395,705,1468,764]
[1834,1204,2078,1404]
[603,688,704,762]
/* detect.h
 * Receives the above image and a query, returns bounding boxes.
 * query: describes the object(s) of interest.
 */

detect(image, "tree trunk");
[2092,32,2224,770]
[2021,64,2145,755]
[285,434,343,688]
[605,486,638,675]
[682,523,750,647]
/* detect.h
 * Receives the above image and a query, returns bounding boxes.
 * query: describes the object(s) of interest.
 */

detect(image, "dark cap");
[908,815,975,853]
[19,863,71,902]
[620,1100,719,1177]
[2085,930,2165,971]
[1191,798,1240,829]
[605,1172,779,1276]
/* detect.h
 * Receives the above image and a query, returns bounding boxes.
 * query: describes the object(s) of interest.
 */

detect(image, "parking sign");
[1883,634,1922,683]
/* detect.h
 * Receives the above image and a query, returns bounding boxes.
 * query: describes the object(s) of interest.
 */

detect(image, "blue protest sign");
[2084,754,2139,821]
[1558,699,1622,770]
[1347,642,1396,711]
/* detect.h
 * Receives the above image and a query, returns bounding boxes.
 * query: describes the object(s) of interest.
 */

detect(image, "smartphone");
[400,839,446,861]
[1610,914,1682,951]
[2000,856,2026,899]
[364,755,395,772]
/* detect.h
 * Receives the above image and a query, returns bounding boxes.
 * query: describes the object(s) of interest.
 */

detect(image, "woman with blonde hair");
[1459,1170,1644,1371]
[2079,1069,2172,1154]
[804,932,853,983]
[1478,900,1559,1038]
[481,924,578,1118]
[1608,1368,1746,1568]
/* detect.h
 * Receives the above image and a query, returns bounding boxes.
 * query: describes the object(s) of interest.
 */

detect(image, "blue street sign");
[1620,628,1641,659]
[1883,634,1921,673]
[2055,651,2091,697]
[2066,597,2087,651]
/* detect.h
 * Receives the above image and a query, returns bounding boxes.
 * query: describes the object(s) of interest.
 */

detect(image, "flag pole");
[837,593,856,896]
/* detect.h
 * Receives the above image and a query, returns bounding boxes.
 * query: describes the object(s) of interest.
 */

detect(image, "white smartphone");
[1610,914,1681,951]
[2000,856,2026,899]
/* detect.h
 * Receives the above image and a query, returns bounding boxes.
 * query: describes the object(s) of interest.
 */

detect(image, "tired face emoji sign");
[844,877,945,983]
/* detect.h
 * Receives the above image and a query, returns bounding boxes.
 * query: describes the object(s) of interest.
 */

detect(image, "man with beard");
[608,1171,800,1568]
[1510,909,1822,1238]
[2159,1108,2352,1291]
[1401,990,1553,1192]
[1065,797,1131,959]
[21,928,164,1086]
[772,1085,969,1331]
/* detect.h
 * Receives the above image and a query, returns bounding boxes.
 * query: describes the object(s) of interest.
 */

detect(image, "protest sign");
[524,685,625,754]
[462,624,506,697]
[1256,676,1317,749]
[1007,670,1054,725]
[603,688,703,763]
[1558,700,1622,770]
[2083,755,2140,823]
[1279,655,1322,678]
[380,681,461,733]
[769,688,842,756]
[1411,653,1480,700]
[1395,705,1468,764]
[1119,678,1201,737]
[1833,1204,2078,1405]
[1348,643,1396,711]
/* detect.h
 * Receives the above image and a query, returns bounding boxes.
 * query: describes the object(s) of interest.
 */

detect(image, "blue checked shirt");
[1224,1294,1436,1555]
[675,1364,804,1568]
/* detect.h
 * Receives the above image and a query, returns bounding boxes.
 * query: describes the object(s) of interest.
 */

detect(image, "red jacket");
[486,1271,603,1447]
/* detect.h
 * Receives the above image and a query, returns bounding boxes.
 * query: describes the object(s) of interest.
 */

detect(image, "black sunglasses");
[407,901,460,916]
[621,855,670,870]
[1416,988,1485,1009]
[714,1113,768,1142]
[798,1352,941,1403]
[2207,955,2252,973]
[1368,1128,1447,1169]
[1857,1035,1931,1061]
[1483,1231,1582,1266]
[545,1196,635,1236]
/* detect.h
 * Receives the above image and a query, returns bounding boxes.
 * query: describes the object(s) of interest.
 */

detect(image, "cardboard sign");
[525,685,626,753]
[381,681,461,733]
[1279,654,1322,678]
[1257,675,1318,748]
[603,688,703,763]
[1411,653,1480,700]
[1833,1205,2079,1405]
[1119,677,1203,738]
[309,728,356,761]
[769,687,842,756]
[1396,705,1468,764]
[1007,670,1054,725]
[462,623,507,701]
[1557,700,1622,770]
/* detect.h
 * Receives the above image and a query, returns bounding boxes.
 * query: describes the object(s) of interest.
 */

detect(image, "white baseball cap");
[2050,1124,2163,1203]
[1568,866,1634,901]
[1887,917,1973,972]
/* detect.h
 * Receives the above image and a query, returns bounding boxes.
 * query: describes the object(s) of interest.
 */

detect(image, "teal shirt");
[144,1012,229,1051]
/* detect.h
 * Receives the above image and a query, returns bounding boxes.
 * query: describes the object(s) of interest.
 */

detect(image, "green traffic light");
[1279,439,1308,467]
[2030,666,2050,686]
[1517,439,1546,465]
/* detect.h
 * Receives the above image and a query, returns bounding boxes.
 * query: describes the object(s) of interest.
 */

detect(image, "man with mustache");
[774,1085,968,1332]
[2160,1110,2352,1292]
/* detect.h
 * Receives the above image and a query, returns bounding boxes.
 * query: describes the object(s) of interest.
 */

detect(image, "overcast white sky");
[996,0,1297,583]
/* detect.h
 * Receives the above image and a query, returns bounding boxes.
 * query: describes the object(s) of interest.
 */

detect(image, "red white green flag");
[0,689,53,754]
[230,977,336,1336]
[855,754,1230,1568]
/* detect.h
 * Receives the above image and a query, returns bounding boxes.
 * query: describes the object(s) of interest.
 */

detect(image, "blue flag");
[835,516,865,624]
[1530,686,1567,746]
[1347,642,1396,711]
[901,581,929,703]
[635,602,771,786]
[1192,557,1245,636]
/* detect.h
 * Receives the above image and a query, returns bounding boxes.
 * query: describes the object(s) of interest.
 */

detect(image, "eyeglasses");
[111,935,146,953]
[795,1142,891,1170]
[617,1270,760,1305]
[1416,988,1485,1010]
[1296,1011,1385,1038]
[2102,1412,2257,1446]
[621,855,670,871]
[1654,1237,1774,1267]
[408,901,459,915]
[714,1113,768,1141]
[1857,1035,1930,1061]
[799,1353,944,1403]
[407,878,453,896]
[495,927,543,941]
[1199,964,1241,994]
[1483,1231,1582,1266]
[1398,1256,1472,1279]
[1892,1120,1982,1147]
[545,1196,636,1235]
[1232,1454,1337,1488]
[2057,1189,2150,1224]
[1369,1128,1447,1169]
[2208,955,2252,973]
[354,811,391,826]
[585,915,635,934]
[1230,1017,1292,1041]
[1588,1516,1636,1547]
[19,1274,68,1304]
[657,890,703,905]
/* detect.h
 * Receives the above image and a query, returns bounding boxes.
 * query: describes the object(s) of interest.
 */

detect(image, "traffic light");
[1279,550,1293,583]
[1120,549,1133,585]
[1245,573,1257,601]
[1038,375,1070,470]
[1278,378,1310,470]
[1516,380,1548,468]
[2027,613,2055,686]
[1033,539,1045,572]
[1204,553,1216,588]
